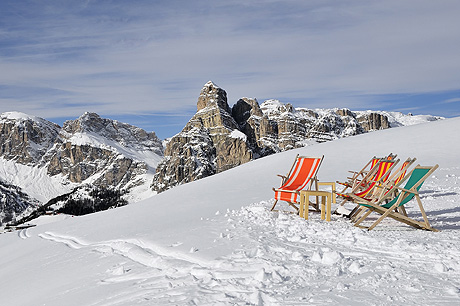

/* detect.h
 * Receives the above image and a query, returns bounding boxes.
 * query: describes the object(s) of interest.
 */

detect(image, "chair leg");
[415,195,431,228]
[270,200,279,211]
[288,202,300,212]
[399,205,408,217]
[347,205,360,219]
[354,210,372,227]
[351,207,367,222]
[367,202,401,231]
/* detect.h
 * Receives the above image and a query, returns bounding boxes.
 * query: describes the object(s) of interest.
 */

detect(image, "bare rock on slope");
[152,84,396,193]
[152,81,253,193]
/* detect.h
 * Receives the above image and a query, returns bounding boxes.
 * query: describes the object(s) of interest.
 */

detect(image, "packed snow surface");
[1,118,460,305]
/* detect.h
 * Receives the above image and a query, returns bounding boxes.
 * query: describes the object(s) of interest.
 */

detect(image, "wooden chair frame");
[351,164,439,231]
[336,158,400,211]
[337,153,397,194]
[348,157,416,220]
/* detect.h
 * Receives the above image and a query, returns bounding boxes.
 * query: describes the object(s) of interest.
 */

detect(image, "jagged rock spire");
[197,81,231,113]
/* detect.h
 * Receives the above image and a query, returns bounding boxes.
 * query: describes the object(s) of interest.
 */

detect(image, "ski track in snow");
[34,167,460,305]
[18,228,30,239]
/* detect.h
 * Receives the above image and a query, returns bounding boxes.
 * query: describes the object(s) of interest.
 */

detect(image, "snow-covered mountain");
[152,81,443,192]
[0,112,164,224]
[0,117,458,305]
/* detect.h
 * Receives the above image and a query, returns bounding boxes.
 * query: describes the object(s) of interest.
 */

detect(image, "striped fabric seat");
[346,157,416,219]
[337,153,396,192]
[338,159,397,201]
[271,155,324,211]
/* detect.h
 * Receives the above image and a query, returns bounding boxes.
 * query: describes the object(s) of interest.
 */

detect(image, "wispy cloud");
[1,0,460,135]
[443,98,460,104]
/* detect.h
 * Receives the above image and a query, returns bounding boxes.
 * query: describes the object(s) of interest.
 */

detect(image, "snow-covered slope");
[0,118,459,305]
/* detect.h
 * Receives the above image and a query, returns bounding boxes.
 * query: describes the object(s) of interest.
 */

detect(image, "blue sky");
[1,0,460,139]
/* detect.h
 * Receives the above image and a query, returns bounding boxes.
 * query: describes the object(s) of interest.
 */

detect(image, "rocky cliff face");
[152,81,252,192]
[152,82,397,193]
[0,112,164,204]
[0,112,60,165]
[48,112,163,189]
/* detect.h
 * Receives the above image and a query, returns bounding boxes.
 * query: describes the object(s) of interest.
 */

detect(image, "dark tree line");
[56,187,127,216]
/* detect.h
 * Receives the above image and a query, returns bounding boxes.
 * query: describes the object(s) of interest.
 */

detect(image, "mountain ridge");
[152,81,443,192]
[0,82,444,225]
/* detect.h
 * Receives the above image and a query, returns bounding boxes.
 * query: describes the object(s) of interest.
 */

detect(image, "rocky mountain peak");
[197,81,231,113]
[0,112,60,165]
[62,112,162,152]
[152,82,252,193]
[260,100,295,117]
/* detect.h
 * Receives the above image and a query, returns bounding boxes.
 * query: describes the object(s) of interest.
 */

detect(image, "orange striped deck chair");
[271,155,324,211]
[348,158,416,220]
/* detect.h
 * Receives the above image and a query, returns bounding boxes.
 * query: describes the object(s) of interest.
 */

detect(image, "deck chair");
[348,157,416,220]
[337,153,397,193]
[336,158,399,210]
[352,164,439,231]
[271,155,324,212]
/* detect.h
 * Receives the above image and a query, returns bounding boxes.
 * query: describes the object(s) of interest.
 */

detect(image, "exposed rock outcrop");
[0,112,60,165]
[152,82,400,193]
[152,82,252,193]
[0,112,164,202]
[356,112,390,131]
[47,112,162,189]
[0,179,40,226]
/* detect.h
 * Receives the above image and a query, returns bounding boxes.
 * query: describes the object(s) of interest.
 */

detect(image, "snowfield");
[0,117,459,305]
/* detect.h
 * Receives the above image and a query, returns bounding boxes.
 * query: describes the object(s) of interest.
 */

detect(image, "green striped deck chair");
[352,164,439,231]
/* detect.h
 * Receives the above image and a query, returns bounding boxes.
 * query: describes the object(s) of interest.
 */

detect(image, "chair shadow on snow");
[408,189,460,230]
[419,190,458,198]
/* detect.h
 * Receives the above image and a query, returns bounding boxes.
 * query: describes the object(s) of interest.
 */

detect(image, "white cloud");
[1,0,460,124]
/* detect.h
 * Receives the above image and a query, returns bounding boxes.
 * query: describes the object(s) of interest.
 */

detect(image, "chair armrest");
[394,186,419,195]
